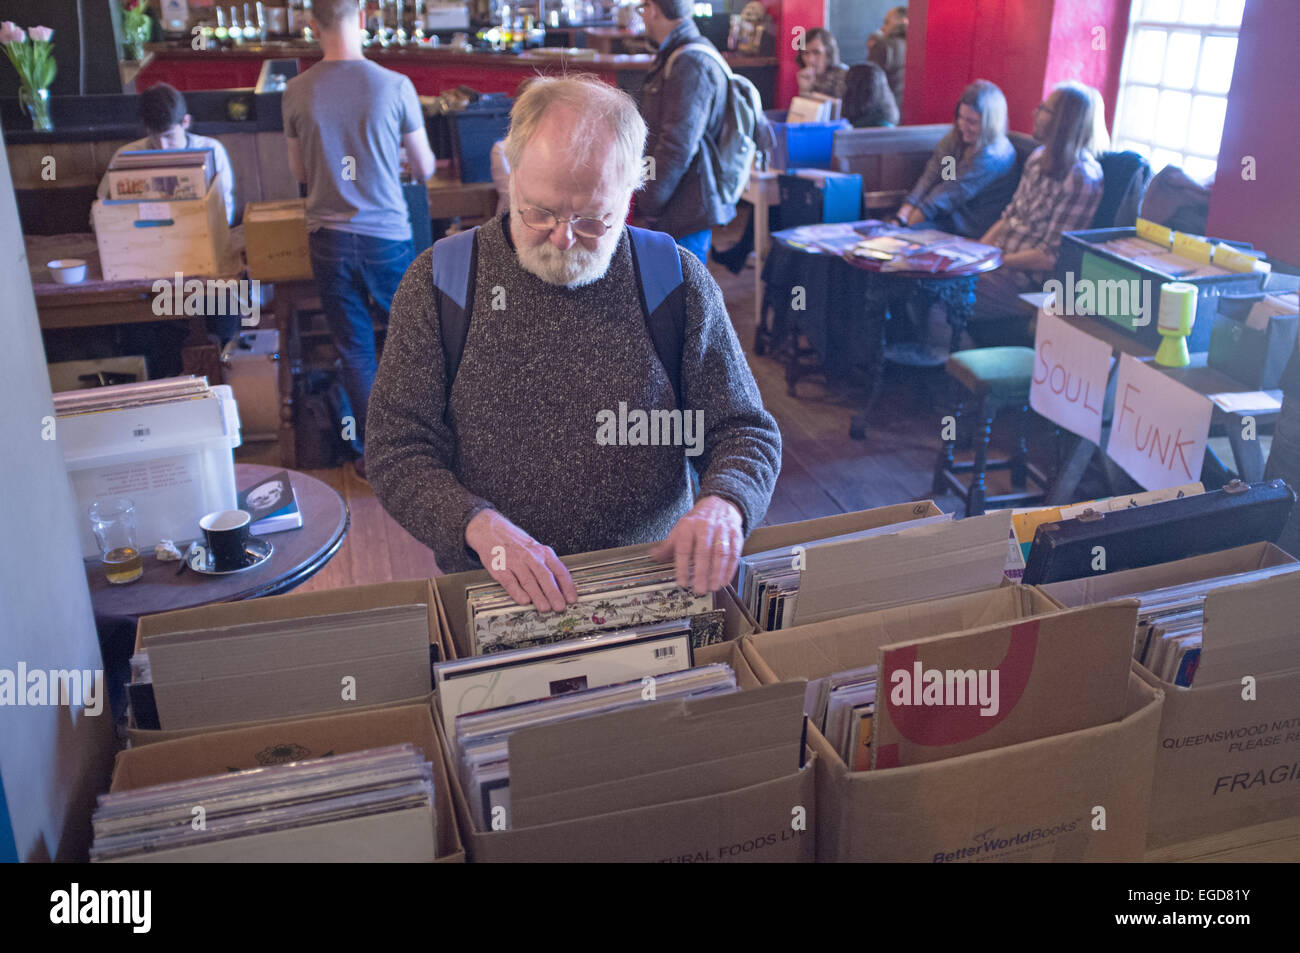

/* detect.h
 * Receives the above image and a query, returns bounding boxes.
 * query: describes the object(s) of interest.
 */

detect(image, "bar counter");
[134,41,778,105]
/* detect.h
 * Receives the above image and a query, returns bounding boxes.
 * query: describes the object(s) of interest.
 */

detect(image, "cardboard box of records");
[435,641,816,863]
[736,501,1018,630]
[431,542,816,862]
[127,579,447,746]
[1036,542,1300,849]
[93,175,233,281]
[742,585,1163,862]
[102,703,464,863]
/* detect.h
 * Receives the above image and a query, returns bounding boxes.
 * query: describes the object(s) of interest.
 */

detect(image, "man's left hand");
[650,495,744,595]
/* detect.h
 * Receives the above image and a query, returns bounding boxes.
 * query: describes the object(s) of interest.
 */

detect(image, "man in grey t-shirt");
[283,0,434,476]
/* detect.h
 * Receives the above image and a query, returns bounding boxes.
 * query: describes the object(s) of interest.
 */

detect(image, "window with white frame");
[1111,0,1245,184]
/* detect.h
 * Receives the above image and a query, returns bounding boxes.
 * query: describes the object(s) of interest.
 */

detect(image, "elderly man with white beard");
[366,75,781,610]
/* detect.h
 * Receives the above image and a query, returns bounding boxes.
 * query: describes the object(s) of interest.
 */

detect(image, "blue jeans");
[308,229,414,454]
[676,228,711,265]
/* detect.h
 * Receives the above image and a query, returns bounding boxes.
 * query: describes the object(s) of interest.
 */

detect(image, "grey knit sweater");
[366,214,782,573]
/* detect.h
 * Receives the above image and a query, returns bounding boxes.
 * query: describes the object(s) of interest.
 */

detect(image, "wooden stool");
[933,346,1050,516]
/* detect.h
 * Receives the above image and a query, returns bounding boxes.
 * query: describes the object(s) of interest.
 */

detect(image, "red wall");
[905,0,1128,135]
[1206,0,1300,266]
[1043,0,1131,132]
[904,0,1053,134]
[773,0,825,109]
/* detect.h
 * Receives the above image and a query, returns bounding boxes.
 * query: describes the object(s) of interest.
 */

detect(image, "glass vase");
[20,87,52,132]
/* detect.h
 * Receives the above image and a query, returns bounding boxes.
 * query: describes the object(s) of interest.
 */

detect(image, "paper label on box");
[1172,232,1213,264]
[138,202,171,220]
[1213,243,1262,273]
[1135,217,1173,247]
[1030,308,1113,445]
[1106,354,1212,490]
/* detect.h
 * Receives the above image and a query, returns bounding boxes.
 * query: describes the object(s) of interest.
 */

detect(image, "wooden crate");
[92,176,232,280]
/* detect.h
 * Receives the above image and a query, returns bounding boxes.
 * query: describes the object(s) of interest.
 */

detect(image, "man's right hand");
[465,509,577,613]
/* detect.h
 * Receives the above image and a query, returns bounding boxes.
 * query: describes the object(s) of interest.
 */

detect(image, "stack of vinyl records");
[91,745,437,863]
[465,554,721,654]
[737,511,964,630]
[435,627,738,831]
[103,147,216,203]
[804,666,878,771]
[1123,562,1300,686]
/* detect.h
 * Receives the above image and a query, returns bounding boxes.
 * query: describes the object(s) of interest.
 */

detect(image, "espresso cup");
[199,509,252,571]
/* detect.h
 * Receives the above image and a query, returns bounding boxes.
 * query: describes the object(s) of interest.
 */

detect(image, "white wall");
[0,139,116,861]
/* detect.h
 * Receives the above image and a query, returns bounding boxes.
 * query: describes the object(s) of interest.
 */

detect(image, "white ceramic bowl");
[47,258,87,284]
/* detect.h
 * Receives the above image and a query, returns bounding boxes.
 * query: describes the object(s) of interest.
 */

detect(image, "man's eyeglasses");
[518,206,613,239]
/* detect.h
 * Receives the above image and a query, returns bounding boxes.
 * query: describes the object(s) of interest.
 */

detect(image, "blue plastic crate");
[764,109,850,171]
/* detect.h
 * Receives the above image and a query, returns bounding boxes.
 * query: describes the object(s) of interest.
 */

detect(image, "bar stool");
[933,346,1051,516]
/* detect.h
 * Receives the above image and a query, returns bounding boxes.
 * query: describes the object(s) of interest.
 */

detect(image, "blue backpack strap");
[431,227,479,404]
[627,225,688,407]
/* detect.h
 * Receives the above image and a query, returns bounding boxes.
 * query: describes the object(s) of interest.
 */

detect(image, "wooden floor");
[240,255,1020,592]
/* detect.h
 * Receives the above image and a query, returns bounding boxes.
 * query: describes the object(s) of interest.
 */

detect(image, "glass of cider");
[89,497,143,585]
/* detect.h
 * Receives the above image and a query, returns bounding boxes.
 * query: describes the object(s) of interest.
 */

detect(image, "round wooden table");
[842,239,1002,440]
[87,463,348,722]
[86,463,349,626]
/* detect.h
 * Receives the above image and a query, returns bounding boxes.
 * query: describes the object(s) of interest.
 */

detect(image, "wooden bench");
[830,123,950,213]
[829,125,1039,215]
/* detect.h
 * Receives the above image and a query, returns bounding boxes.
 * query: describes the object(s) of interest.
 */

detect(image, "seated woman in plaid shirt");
[970,81,1105,345]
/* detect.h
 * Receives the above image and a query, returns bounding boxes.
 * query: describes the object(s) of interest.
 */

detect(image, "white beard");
[513,222,622,288]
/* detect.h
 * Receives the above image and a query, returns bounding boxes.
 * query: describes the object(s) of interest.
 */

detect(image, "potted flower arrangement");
[122,1,153,61]
[0,22,57,131]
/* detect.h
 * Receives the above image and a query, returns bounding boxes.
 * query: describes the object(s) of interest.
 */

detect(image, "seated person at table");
[969,81,1103,345]
[867,5,908,112]
[366,76,782,606]
[796,28,849,100]
[841,59,899,128]
[891,80,1016,238]
[87,83,238,372]
[97,83,235,226]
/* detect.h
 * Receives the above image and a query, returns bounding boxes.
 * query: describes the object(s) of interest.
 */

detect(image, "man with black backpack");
[638,0,765,265]
[365,77,781,607]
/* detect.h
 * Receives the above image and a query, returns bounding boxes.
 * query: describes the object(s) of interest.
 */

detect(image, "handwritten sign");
[1030,308,1113,445]
[1106,354,1212,490]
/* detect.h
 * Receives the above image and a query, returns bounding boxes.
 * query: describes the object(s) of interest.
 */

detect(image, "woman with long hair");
[970,81,1105,344]
[796,27,849,100]
[892,79,1017,238]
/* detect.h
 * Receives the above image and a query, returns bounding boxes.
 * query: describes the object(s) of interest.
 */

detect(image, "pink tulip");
[28,26,54,43]
[0,21,26,44]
